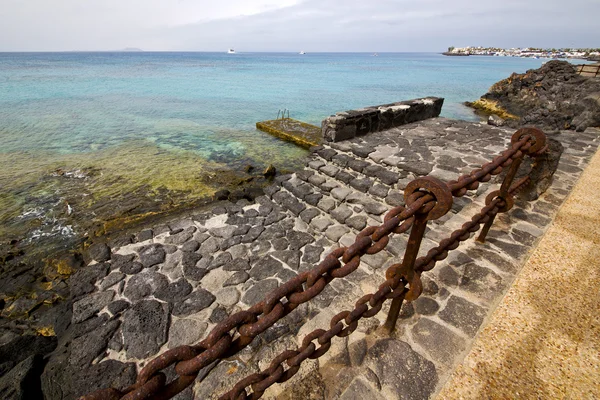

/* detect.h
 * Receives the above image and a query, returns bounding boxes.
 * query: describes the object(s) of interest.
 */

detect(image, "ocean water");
[0,52,570,256]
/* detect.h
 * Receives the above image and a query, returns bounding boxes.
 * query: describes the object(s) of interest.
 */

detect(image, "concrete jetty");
[256,118,322,148]
[38,102,600,400]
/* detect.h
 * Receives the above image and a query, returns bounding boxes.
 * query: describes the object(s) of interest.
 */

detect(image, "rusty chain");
[81,127,546,400]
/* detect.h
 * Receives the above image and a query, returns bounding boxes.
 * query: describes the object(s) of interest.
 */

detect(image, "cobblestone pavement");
[52,119,600,400]
[438,130,600,400]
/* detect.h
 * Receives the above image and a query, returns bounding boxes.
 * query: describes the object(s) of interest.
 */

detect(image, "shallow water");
[0,52,572,257]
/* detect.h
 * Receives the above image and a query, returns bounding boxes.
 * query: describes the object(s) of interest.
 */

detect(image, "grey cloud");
[0,0,598,51]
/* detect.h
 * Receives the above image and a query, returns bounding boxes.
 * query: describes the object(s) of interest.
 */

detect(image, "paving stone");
[241,279,278,306]
[331,153,353,168]
[308,160,326,170]
[288,231,315,250]
[352,145,375,158]
[193,232,210,244]
[210,252,233,269]
[346,215,367,231]
[322,179,342,192]
[223,271,250,287]
[209,306,229,324]
[272,237,290,251]
[302,245,324,264]
[241,226,265,243]
[376,169,400,185]
[304,193,323,206]
[361,250,391,270]
[413,297,440,315]
[110,253,135,269]
[70,263,109,297]
[349,178,373,193]
[199,237,222,255]
[331,205,353,223]
[274,250,302,270]
[163,244,178,254]
[326,225,350,242]
[320,165,340,177]
[311,217,334,231]
[317,197,336,212]
[363,200,388,215]
[365,339,437,399]
[308,174,326,186]
[137,244,166,267]
[336,170,355,184]
[349,338,368,367]
[369,184,390,198]
[459,262,505,300]
[120,261,144,275]
[181,240,200,253]
[339,377,385,400]
[317,148,337,161]
[123,271,169,302]
[100,272,126,290]
[183,262,209,282]
[385,192,405,207]
[108,300,131,316]
[299,208,320,223]
[331,187,352,201]
[164,228,195,245]
[154,279,193,303]
[168,319,208,349]
[411,318,466,365]
[173,289,216,317]
[72,291,115,323]
[227,244,248,259]
[215,287,241,307]
[439,296,487,337]
[398,161,433,176]
[122,300,169,359]
[250,255,283,280]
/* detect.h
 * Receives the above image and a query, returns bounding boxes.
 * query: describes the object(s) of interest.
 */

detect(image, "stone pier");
[33,117,600,400]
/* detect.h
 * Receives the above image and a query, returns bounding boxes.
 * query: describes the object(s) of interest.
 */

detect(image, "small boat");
[227,48,235,54]
[372,53,378,57]
[299,51,305,55]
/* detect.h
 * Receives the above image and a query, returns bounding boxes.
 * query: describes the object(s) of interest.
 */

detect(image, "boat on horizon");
[299,51,305,55]
[227,48,235,54]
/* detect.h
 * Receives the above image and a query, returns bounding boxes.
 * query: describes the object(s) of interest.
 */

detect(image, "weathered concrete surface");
[438,131,600,399]
[256,118,322,148]
[39,119,600,399]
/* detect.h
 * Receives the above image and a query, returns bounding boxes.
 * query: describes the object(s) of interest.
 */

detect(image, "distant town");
[443,46,600,61]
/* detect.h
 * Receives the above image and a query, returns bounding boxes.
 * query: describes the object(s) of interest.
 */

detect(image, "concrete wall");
[321,97,444,142]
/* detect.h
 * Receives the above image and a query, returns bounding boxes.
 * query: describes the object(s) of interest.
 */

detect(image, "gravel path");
[438,146,600,399]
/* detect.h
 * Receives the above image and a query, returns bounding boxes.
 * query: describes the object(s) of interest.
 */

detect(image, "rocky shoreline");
[1,85,599,399]
[466,60,600,132]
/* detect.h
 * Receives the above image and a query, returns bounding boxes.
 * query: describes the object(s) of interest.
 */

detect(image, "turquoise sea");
[0,52,576,258]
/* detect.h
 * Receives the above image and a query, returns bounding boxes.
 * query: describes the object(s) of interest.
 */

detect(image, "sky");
[0,0,598,52]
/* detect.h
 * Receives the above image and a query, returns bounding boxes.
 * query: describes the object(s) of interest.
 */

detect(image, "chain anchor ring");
[404,176,453,221]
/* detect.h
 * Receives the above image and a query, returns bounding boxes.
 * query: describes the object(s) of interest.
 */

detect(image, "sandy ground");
[437,149,600,400]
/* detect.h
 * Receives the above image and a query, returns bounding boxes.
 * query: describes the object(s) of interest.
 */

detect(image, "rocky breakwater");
[468,61,600,132]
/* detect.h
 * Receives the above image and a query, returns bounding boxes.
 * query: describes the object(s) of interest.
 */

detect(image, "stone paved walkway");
[437,133,600,400]
[41,120,600,400]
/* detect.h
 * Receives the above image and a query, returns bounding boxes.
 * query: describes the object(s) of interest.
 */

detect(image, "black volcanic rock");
[473,61,600,132]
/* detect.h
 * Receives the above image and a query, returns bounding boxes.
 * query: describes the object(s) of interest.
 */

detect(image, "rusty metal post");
[477,157,522,243]
[384,213,429,332]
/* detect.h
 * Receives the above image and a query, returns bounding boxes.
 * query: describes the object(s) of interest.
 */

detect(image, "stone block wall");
[321,97,444,142]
